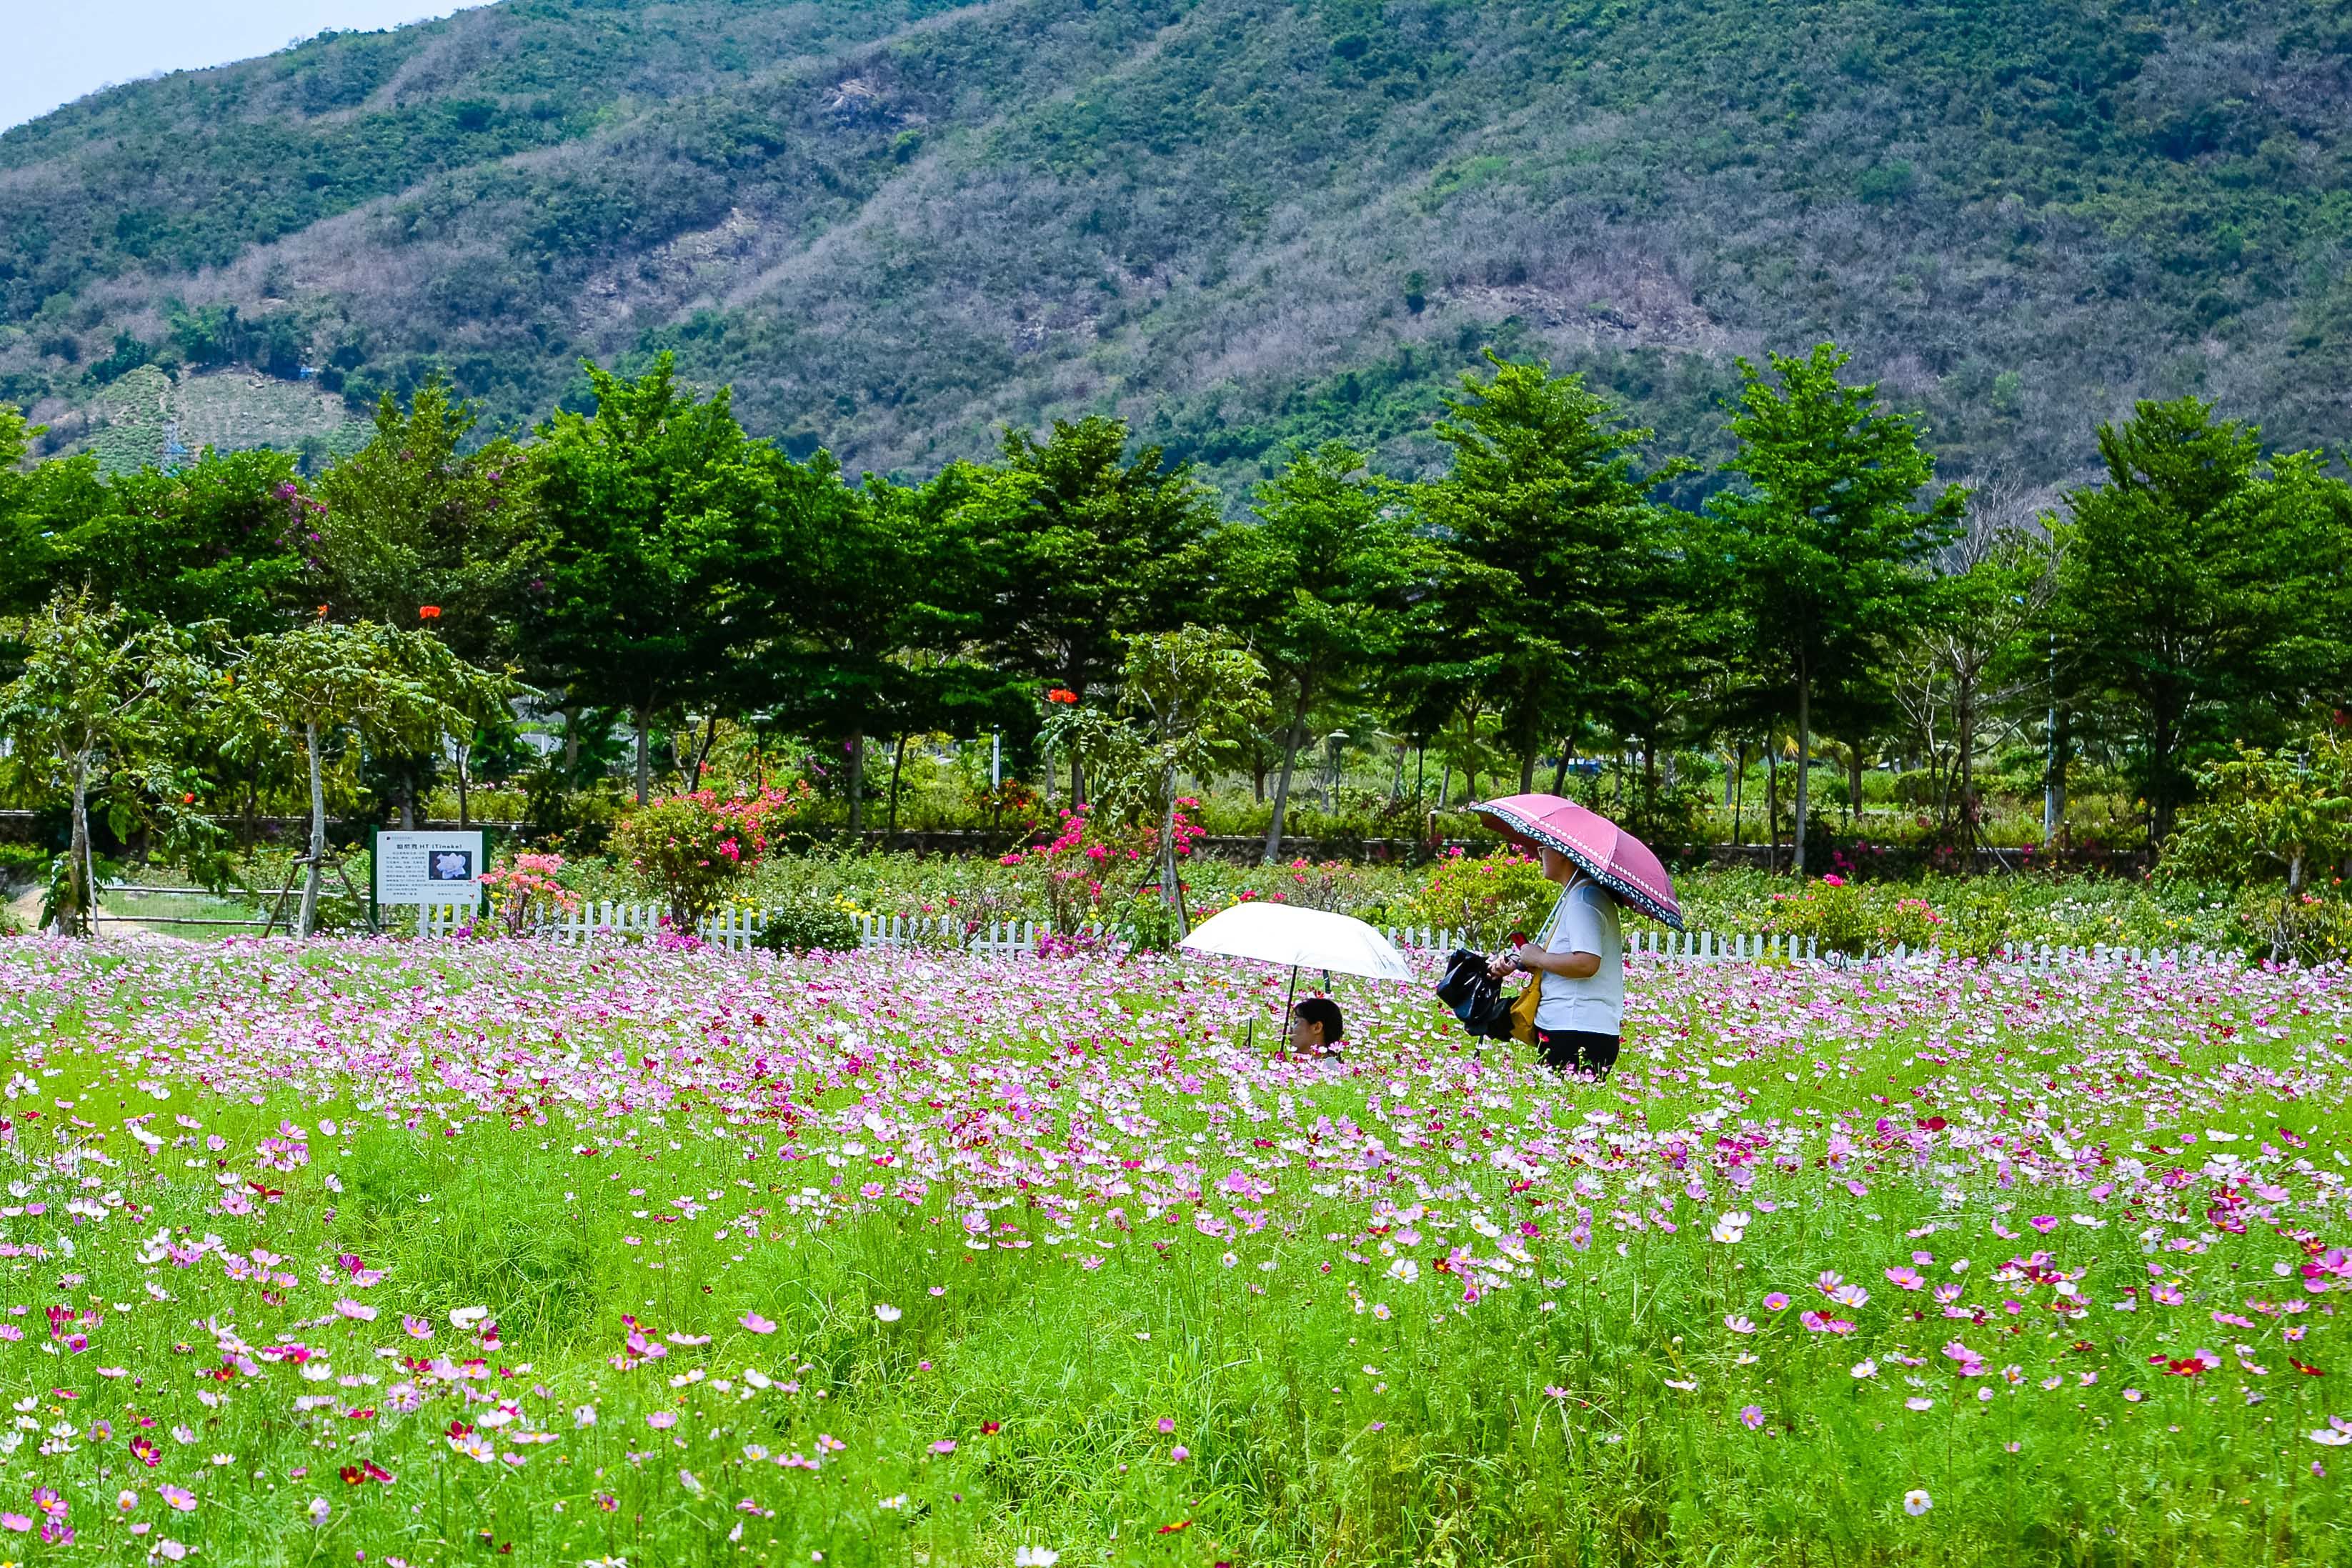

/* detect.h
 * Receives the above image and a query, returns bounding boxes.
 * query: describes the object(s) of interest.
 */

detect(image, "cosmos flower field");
[1,937,2350,1567]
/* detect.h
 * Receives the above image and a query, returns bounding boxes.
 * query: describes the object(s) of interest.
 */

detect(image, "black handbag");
[1436,948,1514,1040]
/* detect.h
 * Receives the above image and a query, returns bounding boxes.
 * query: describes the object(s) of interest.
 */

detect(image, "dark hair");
[1292,997,1344,1043]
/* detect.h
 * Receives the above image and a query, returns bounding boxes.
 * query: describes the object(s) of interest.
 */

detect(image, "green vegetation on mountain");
[5,0,2351,499]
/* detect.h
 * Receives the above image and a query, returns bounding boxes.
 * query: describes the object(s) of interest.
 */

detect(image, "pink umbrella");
[1470,794,1685,931]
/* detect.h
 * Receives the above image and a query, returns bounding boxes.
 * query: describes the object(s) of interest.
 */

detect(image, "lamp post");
[1322,729,1349,814]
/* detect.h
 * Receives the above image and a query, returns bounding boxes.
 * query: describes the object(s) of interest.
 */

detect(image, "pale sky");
[4,0,495,132]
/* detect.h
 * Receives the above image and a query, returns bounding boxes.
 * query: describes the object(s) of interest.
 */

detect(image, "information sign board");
[374,830,484,907]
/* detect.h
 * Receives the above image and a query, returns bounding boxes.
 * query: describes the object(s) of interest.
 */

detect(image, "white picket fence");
[404,899,2243,974]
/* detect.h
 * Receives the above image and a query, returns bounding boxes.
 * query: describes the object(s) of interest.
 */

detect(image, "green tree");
[309,374,542,826]
[2052,397,2352,843]
[0,591,214,936]
[1709,343,1963,874]
[520,355,778,804]
[2161,734,2352,960]
[749,463,1006,833]
[228,618,502,937]
[1215,442,1419,862]
[965,416,1217,800]
[10,446,306,634]
[0,405,59,619]
[312,372,542,664]
[1895,490,2055,848]
[1416,352,1687,803]
[1045,626,1268,921]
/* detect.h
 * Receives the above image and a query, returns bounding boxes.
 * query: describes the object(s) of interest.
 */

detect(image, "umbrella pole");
[1282,965,1300,1047]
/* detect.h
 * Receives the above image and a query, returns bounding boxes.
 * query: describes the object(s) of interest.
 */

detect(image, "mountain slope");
[5,0,2351,503]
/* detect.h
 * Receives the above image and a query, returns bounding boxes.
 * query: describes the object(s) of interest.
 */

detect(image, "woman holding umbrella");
[1490,847,1622,1077]
[1472,793,1685,1082]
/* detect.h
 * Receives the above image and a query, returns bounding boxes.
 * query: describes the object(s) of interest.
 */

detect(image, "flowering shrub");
[2233,886,2352,967]
[479,852,579,937]
[754,897,862,955]
[1404,849,1556,947]
[999,811,1122,932]
[1763,876,1945,957]
[612,787,807,925]
[1257,857,1372,914]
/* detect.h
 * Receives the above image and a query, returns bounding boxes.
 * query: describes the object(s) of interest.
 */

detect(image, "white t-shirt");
[1535,879,1623,1034]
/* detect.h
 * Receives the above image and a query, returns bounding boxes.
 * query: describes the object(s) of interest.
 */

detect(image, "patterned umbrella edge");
[1473,801,1685,932]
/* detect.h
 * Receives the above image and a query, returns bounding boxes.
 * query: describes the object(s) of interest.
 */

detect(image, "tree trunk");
[1793,662,1811,877]
[1732,743,1747,846]
[885,734,908,842]
[457,740,472,830]
[2149,709,2178,845]
[1389,741,1407,802]
[2044,699,2068,846]
[1263,705,1309,864]
[632,709,652,806]
[398,771,415,832]
[1957,689,1980,852]
[1162,765,1185,922]
[1461,706,1481,807]
[847,731,867,834]
[63,755,91,937]
[562,704,582,787]
[1766,742,1780,872]
[1552,743,1572,796]
[1849,743,1864,832]
[1519,746,1537,794]
[687,713,718,794]
[299,719,327,940]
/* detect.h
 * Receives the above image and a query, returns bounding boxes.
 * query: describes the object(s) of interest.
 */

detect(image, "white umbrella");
[1180,902,1415,981]
[1180,902,1414,1048]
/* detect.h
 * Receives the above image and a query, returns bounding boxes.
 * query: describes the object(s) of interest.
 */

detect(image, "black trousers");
[1534,1028,1620,1079]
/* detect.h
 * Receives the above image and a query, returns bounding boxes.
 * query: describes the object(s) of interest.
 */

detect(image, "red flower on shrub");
[1045,688,1078,704]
